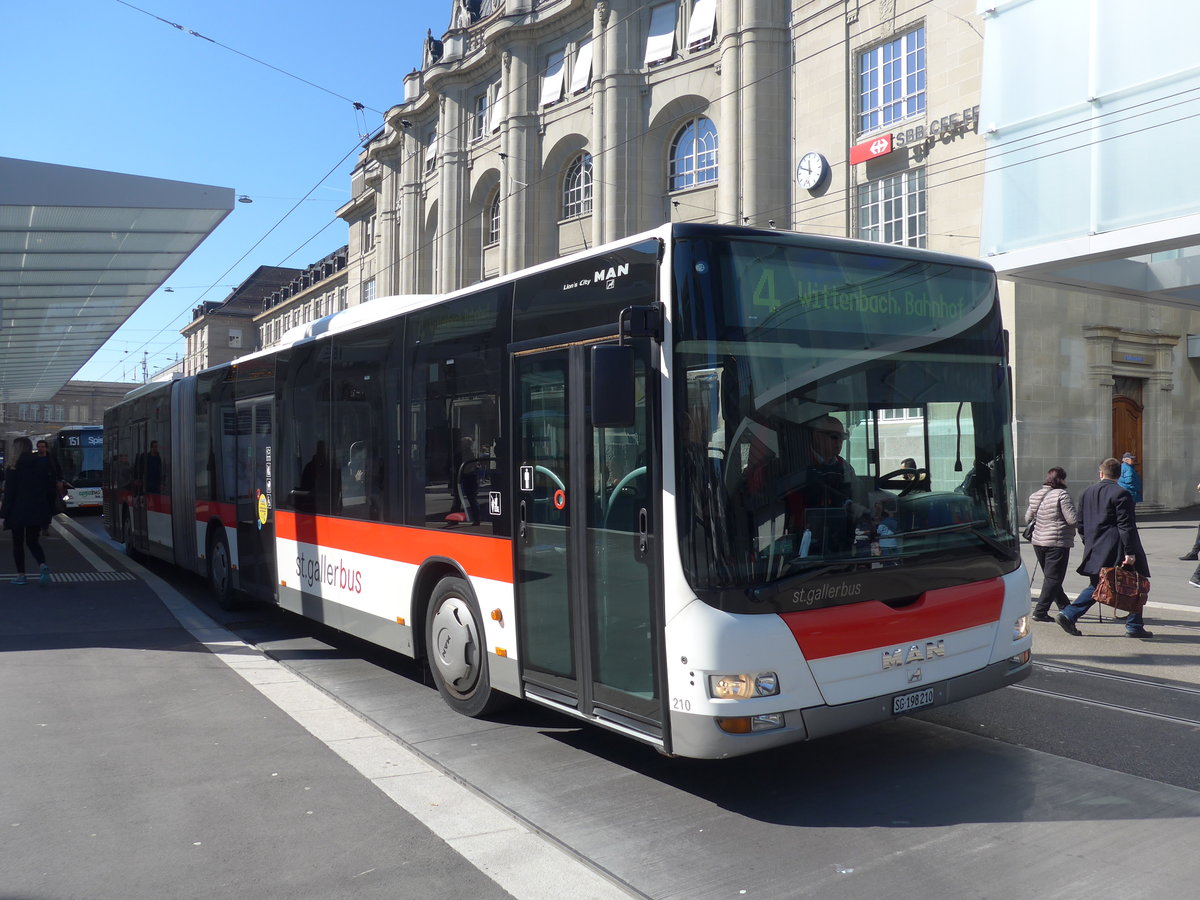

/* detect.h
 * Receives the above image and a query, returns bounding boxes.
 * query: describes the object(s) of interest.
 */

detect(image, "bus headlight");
[1013,616,1029,640]
[708,672,780,700]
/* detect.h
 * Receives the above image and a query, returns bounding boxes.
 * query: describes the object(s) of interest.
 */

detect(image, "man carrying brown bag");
[1056,457,1154,639]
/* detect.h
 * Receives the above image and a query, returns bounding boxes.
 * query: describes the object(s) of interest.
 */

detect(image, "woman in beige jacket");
[1025,467,1079,621]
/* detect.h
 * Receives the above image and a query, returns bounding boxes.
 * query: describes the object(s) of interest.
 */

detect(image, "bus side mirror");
[591,344,635,428]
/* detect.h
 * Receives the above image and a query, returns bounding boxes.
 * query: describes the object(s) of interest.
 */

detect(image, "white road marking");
[52,517,113,571]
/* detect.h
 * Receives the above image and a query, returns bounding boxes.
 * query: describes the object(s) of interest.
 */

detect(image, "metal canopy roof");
[0,157,233,403]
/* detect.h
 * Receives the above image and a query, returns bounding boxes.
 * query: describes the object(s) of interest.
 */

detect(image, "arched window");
[668,117,718,191]
[486,190,500,246]
[562,152,593,220]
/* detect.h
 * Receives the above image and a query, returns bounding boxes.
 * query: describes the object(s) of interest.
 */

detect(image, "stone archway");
[1083,326,1179,508]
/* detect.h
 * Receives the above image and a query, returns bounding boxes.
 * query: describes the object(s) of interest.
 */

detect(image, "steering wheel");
[878,467,929,497]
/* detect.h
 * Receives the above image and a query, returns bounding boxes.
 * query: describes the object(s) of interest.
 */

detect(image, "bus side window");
[277,343,333,516]
[405,292,505,535]
[333,328,388,521]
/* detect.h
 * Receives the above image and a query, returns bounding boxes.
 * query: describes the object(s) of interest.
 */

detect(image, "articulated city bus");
[51,425,105,509]
[103,223,1031,758]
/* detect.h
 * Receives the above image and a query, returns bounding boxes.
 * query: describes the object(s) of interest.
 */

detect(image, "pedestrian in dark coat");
[35,438,63,536]
[1057,457,1151,638]
[0,437,55,585]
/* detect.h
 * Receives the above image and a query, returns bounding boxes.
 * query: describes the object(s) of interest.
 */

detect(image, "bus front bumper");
[668,654,1031,759]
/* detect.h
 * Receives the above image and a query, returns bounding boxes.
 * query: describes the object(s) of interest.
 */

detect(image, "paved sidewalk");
[1021,506,1200,685]
[0,516,625,900]
[3,507,1195,898]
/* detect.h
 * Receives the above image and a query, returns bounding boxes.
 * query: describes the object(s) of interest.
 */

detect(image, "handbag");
[1094,565,1150,614]
[1022,490,1051,542]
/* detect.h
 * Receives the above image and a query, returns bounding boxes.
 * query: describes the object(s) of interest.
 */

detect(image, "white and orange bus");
[103,223,1031,758]
[50,425,105,510]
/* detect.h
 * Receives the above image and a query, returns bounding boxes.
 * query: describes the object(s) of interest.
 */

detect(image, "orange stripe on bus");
[275,511,513,583]
[779,579,1005,660]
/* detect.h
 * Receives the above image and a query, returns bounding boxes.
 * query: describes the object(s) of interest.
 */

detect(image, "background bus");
[52,426,104,510]
[103,223,1032,759]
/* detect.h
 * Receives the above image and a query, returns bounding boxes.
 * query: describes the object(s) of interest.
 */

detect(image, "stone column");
[737,0,791,227]
[436,93,467,292]
[396,130,423,294]
[500,44,538,273]
[716,0,742,225]
[597,1,639,244]
[374,144,402,297]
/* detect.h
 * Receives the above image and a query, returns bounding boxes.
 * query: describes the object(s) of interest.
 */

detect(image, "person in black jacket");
[0,437,56,585]
[1057,457,1152,638]
[35,438,63,536]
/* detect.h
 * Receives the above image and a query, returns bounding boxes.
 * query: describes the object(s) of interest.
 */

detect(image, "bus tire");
[425,577,510,717]
[208,531,239,611]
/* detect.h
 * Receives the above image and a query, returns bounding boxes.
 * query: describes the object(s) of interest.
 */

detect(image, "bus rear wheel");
[425,577,509,717]
[208,532,239,611]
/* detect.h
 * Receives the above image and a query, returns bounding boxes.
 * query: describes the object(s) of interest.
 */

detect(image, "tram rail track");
[1010,655,1200,729]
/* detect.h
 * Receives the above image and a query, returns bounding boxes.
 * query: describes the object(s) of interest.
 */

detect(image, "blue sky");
[4,0,435,382]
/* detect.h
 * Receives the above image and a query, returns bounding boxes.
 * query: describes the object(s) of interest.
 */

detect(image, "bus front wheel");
[208,532,239,611]
[425,577,509,717]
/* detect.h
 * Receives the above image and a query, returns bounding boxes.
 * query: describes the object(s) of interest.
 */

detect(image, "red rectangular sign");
[850,134,893,165]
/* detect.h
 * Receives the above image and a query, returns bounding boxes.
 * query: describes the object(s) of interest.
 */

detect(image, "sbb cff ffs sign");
[849,134,893,165]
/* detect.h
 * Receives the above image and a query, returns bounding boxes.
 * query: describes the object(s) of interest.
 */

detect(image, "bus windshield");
[673,235,1019,610]
[58,430,104,488]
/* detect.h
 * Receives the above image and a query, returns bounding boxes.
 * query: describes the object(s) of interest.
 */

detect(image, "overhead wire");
[92,137,368,381]
[111,0,385,115]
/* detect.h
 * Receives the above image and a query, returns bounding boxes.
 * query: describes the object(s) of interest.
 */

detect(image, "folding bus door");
[513,339,663,740]
[234,396,276,601]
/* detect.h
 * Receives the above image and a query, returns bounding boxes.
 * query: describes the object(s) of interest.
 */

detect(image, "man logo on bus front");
[882,640,945,670]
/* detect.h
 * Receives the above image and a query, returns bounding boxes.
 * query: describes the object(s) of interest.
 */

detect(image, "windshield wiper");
[907,521,1019,561]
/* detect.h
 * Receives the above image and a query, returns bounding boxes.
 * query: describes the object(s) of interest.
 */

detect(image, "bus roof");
[211,222,995,373]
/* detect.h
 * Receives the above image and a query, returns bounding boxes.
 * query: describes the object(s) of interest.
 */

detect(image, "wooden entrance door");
[1112,396,1143,463]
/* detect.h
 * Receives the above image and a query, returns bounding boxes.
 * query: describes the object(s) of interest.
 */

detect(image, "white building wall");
[981,0,1200,509]
[981,0,1200,254]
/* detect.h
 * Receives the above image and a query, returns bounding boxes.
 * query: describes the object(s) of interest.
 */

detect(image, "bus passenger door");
[514,342,662,740]
[235,397,276,602]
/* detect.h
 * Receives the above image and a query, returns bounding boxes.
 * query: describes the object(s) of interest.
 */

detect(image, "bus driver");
[783,414,868,554]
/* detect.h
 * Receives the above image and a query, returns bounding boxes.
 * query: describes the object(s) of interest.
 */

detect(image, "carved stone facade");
[329,1,1196,508]
[339,0,794,297]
